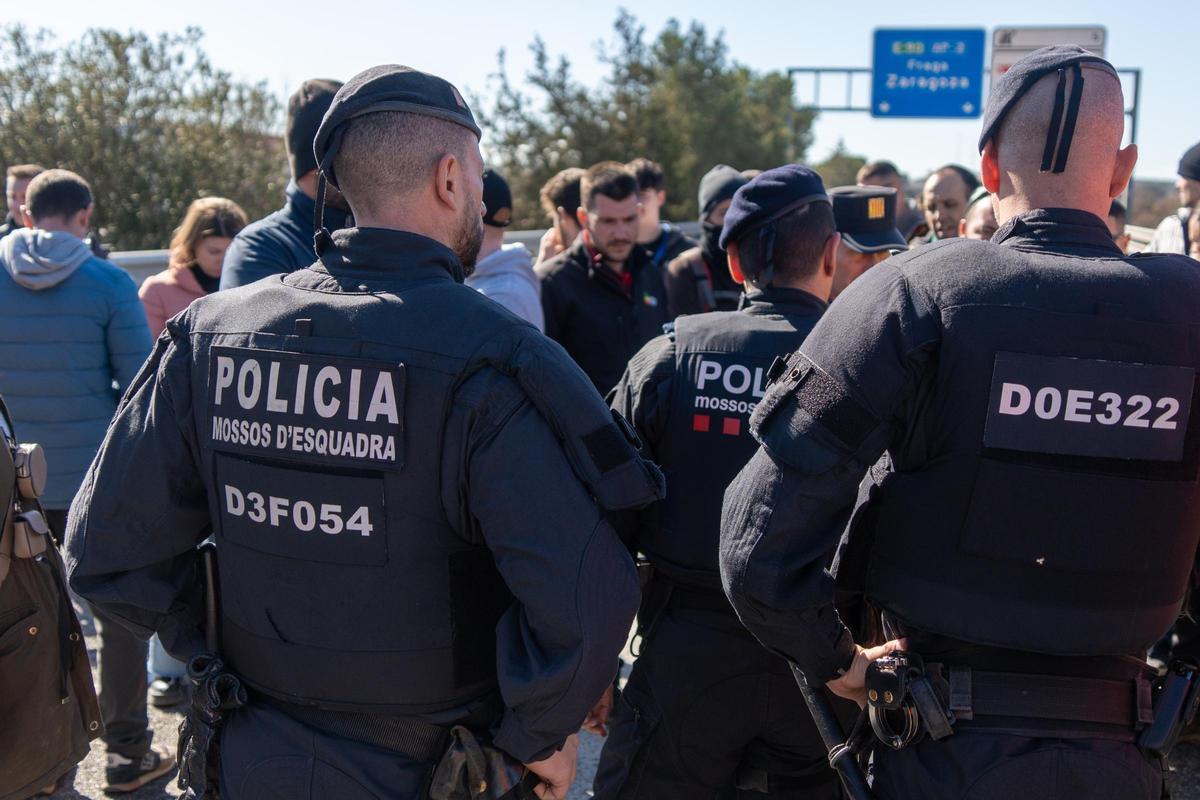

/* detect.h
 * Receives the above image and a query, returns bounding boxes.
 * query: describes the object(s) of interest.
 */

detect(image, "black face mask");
[701,221,725,266]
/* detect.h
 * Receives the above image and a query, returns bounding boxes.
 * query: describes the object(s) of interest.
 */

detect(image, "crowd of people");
[0,48,1199,800]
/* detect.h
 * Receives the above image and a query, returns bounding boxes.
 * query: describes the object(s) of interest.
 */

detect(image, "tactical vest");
[185,262,661,714]
[653,297,822,584]
[861,247,1200,657]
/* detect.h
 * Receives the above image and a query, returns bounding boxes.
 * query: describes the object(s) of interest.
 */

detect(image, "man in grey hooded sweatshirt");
[0,169,167,794]
[467,169,544,331]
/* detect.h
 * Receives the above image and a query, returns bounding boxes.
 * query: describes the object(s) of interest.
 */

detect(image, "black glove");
[177,653,247,800]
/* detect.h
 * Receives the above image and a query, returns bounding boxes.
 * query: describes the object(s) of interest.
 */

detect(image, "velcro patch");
[983,352,1196,461]
[582,424,631,475]
[792,358,878,449]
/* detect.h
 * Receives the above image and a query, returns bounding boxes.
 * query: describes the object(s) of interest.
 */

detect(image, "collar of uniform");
[992,207,1122,255]
[317,227,466,283]
[742,286,827,316]
[285,181,350,232]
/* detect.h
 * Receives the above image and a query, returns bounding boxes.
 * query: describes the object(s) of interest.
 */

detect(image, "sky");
[10,0,1198,182]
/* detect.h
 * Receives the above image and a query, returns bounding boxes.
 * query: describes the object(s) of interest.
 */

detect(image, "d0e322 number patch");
[983,352,1195,462]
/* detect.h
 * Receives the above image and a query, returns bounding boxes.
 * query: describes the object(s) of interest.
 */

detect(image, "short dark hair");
[25,169,92,220]
[581,162,638,210]
[1109,198,1127,222]
[735,201,836,284]
[932,164,981,194]
[539,168,585,221]
[627,158,665,192]
[333,111,473,217]
[6,164,44,182]
[857,160,903,183]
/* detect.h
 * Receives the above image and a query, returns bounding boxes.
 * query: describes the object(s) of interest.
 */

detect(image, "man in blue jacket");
[0,169,165,794]
[219,79,350,289]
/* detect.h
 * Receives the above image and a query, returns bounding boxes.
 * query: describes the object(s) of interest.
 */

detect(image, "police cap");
[829,186,907,254]
[719,164,829,251]
[978,45,1118,174]
[313,64,481,190]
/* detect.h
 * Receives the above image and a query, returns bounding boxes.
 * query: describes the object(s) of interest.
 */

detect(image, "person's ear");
[73,204,94,236]
[656,189,666,208]
[1109,144,1138,199]
[575,205,589,230]
[822,232,841,277]
[981,142,1001,194]
[433,152,461,211]
[727,241,745,284]
[959,218,968,237]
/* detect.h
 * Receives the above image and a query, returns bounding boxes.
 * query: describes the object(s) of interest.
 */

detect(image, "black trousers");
[220,702,434,800]
[593,604,852,799]
[47,508,151,759]
[872,730,1162,800]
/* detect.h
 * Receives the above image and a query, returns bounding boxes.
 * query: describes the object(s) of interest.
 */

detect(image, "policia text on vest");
[209,348,404,467]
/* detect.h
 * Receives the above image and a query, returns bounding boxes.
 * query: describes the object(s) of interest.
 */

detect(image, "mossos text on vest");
[692,358,772,416]
[206,347,406,469]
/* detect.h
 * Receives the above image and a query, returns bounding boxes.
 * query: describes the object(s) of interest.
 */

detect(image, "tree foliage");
[0,26,285,251]
[812,139,868,190]
[480,10,817,229]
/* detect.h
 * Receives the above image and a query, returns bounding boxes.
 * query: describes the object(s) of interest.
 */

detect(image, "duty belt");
[261,696,452,762]
[864,651,1155,749]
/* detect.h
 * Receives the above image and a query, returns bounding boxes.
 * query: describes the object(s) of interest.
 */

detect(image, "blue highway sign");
[871,28,986,118]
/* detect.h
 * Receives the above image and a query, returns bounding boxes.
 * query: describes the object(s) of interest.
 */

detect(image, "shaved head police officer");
[66,65,662,800]
[594,165,855,799]
[721,46,1200,798]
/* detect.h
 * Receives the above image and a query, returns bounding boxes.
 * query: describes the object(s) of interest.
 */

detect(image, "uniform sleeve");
[108,272,154,393]
[66,322,210,659]
[444,369,639,763]
[218,230,287,290]
[608,333,675,462]
[720,261,940,684]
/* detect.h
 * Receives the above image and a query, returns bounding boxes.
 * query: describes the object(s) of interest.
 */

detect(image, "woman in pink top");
[138,204,250,706]
[139,197,248,335]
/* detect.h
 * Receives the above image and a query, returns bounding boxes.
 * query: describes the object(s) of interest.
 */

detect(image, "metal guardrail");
[108,221,1156,287]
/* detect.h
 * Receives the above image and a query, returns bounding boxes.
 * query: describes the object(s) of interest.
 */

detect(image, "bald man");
[958,188,998,240]
[720,45,1200,800]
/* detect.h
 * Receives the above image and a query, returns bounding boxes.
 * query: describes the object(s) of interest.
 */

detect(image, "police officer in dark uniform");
[720,46,1200,799]
[827,185,907,301]
[65,65,663,800]
[593,165,854,799]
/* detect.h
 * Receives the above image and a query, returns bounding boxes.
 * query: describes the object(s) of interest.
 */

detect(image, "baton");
[791,664,877,800]
[198,541,219,653]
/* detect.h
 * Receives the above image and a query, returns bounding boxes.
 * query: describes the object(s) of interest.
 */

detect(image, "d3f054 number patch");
[983,352,1196,461]
[207,347,405,470]
[215,454,387,566]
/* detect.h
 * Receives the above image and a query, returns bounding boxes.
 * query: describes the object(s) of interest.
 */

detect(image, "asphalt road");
[49,609,1200,799]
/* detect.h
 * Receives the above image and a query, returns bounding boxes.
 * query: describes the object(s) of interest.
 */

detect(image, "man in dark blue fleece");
[219,79,350,289]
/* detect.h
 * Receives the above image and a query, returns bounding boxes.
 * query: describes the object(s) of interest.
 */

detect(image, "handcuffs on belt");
[864,651,955,749]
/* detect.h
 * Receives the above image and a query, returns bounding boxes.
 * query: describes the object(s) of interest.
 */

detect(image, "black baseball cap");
[482,169,513,227]
[830,186,907,253]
